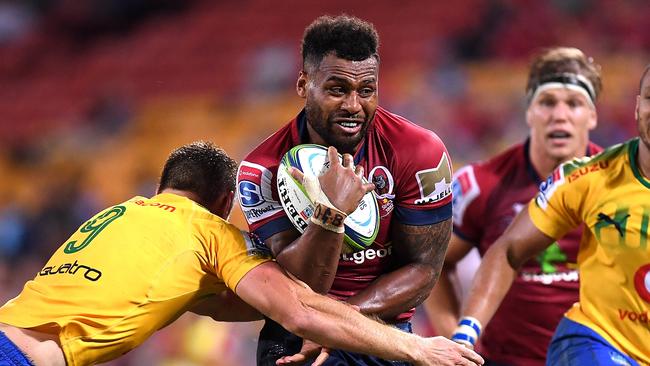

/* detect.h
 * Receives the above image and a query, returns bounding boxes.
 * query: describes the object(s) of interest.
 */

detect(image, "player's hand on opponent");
[415,336,484,366]
[288,146,375,215]
[275,339,329,366]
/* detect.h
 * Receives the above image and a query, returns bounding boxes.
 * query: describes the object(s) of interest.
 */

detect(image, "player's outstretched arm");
[235,261,484,366]
[423,233,475,337]
[454,208,554,347]
[189,289,263,321]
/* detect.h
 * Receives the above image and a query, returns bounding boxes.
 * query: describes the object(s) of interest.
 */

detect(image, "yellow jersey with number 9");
[529,138,650,363]
[0,193,271,366]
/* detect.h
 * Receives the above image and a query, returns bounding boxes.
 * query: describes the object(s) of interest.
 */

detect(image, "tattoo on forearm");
[392,218,452,284]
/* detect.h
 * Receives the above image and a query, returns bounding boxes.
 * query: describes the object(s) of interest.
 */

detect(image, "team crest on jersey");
[414,152,452,205]
[369,166,395,200]
[535,166,566,210]
[451,166,480,225]
[237,161,282,223]
[241,230,272,258]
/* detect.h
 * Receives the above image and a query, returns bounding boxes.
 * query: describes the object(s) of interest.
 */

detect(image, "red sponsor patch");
[634,263,650,303]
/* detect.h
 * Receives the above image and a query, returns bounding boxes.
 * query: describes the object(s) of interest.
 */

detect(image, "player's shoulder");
[459,143,525,190]
[535,141,629,209]
[373,107,446,148]
[560,139,629,181]
[478,143,526,173]
[242,121,294,166]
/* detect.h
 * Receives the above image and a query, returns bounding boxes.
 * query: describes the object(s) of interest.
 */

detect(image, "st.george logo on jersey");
[276,144,380,253]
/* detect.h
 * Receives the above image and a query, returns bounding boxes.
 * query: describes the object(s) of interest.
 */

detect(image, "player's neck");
[636,138,650,180]
[158,189,203,206]
[529,149,561,180]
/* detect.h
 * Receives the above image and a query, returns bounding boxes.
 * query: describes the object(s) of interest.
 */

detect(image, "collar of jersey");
[629,138,650,189]
[295,108,368,165]
[524,138,598,185]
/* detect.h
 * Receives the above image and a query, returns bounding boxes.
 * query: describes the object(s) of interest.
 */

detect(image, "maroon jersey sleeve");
[236,124,297,241]
[451,164,494,244]
[391,127,453,225]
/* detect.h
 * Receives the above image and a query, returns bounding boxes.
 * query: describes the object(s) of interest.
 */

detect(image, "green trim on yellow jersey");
[629,138,650,189]
[0,193,272,365]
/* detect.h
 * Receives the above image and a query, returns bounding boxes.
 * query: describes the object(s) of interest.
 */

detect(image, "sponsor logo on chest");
[238,162,280,223]
[340,245,393,265]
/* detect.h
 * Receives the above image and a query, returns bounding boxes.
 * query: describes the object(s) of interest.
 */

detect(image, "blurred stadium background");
[0,0,648,364]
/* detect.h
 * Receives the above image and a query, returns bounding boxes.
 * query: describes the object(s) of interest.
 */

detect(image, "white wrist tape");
[302,173,338,210]
[310,203,346,233]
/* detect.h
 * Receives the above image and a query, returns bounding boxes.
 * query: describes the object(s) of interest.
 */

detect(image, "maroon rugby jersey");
[452,140,601,365]
[237,106,452,322]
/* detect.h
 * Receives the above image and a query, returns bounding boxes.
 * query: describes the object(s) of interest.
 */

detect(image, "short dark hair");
[526,47,603,101]
[301,14,379,72]
[158,141,237,207]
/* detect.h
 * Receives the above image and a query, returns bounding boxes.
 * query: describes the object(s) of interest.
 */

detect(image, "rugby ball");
[277,144,380,253]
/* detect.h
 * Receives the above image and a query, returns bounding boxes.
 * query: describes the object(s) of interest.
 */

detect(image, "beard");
[305,101,373,155]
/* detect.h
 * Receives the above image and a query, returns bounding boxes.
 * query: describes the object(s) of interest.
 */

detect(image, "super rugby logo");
[241,230,272,258]
[414,152,452,205]
[634,264,650,303]
[535,165,566,210]
[237,161,281,223]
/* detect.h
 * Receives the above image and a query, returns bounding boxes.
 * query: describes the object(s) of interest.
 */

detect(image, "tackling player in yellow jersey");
[455,66,650,365]
[0,141,483,366]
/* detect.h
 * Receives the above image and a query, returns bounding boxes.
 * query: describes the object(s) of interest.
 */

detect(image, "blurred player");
[0,142,483,366]
[423,47,603,365]
[237,15,454,366]
[454,65,650,365]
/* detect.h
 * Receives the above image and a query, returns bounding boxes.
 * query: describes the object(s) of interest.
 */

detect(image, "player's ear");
[296,71,308,98]
[636,95,641,121]
[224,190,235,220]
[210,191,235,220]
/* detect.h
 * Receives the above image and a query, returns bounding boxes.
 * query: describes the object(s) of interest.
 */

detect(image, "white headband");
[527,73,596,109]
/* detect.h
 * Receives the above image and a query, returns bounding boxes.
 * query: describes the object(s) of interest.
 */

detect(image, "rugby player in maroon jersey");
[237,15,457,366]
[424,47,602,366]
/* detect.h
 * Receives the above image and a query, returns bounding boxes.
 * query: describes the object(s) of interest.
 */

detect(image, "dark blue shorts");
[0,331,34,366]
[546,317,640,366]
[257,318,413,366]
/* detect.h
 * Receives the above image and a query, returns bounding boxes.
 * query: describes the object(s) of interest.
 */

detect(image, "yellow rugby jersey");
[529,138,650,364]
[0,193,271,366]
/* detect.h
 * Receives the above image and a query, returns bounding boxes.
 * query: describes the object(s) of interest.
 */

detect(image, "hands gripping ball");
[276,144,379,253]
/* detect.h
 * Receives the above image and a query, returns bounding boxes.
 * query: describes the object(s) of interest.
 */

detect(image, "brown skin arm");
[422,233,474,337]
[235,261,485,365]
[460,208,555,328]
[268,226,344,293]
[346,218,452,320]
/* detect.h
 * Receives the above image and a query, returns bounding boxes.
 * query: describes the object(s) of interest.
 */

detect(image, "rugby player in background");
[238,14,455,366]
[424,47,602,365]
[0,142,483,366]
[454,65,650,365]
